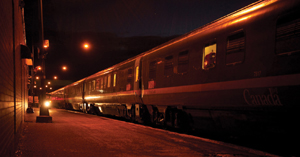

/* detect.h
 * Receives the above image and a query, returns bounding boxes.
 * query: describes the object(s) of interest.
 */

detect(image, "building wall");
[0,0,28,156]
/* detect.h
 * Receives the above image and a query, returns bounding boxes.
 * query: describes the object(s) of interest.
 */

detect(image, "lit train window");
[178,50,189,73]
[149,61,157,79]
[226,31,245,65]
[276,10,300,55]
[202,44,217,70]
[164,55,173,76]
[135,66,139,82]
[107,74,111,88]
[113,73,117,87]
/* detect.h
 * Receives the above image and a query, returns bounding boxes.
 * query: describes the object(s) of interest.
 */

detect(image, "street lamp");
[36,0,52,123]
[83,43,90,50]
[62,66,67,71]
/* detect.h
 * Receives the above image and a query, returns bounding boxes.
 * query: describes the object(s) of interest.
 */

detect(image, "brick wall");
[0,0,28,156]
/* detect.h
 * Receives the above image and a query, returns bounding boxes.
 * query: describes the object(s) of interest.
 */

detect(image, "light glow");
[229,15,252,25]
[44,39,49,48]
[44,101,51,107]
[85,96,101,100]
[62,66,67,70]
[83,43,90,50]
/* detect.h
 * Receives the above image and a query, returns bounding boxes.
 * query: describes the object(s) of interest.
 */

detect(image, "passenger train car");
[50,0,299,138]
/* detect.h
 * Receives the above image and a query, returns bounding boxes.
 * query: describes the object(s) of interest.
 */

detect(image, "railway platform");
[15,107,278,157]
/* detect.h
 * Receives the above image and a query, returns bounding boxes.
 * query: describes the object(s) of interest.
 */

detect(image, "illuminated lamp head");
[44,101,51,107]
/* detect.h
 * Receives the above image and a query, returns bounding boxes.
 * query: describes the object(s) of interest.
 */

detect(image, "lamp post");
[36,0,52,123]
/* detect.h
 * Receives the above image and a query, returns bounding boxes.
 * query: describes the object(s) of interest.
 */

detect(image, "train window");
[226,31,245,65]
[88,81,92,92]
[164,55,173,76]
[104,76,107,89]
[202,43,217,70]
[92,80,96,91]
[127,68,133,83]
[100,78,104,89]
[77,86,81,94]
[149,61,157,79]
[96,79,100,90]
[107,74,111,88]
[113,73,117,87]
[276,10,300,55]
[178,50,189,73]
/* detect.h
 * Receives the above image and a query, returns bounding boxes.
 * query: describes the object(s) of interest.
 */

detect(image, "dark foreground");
[15,108,277,157]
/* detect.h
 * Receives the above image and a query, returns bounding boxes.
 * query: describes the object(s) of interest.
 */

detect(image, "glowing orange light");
[62,66,67,71]
[50,87,52,90]
[204,61,208,66]
[36,66,42,71]
[34,85,37,88]
[36,76,39,80]
[44,101,50,107]
[84,44,89,49]
[44,39,49,48]
[45,85,48,88]
[54,76,57,79]
[40,87,42,90]
[229,15,252,25]
[48,82,51,85]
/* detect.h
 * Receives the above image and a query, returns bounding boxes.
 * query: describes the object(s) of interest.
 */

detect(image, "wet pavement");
[15,108,278,157]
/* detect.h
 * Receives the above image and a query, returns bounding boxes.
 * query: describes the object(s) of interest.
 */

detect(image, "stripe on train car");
[143,74,300,95]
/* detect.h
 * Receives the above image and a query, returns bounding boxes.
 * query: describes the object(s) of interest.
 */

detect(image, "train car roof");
[51,0,281,92]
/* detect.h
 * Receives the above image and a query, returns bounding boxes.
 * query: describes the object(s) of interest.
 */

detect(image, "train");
[49,0,299,137]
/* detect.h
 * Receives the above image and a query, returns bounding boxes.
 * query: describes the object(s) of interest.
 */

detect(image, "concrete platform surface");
[15,108,278,157]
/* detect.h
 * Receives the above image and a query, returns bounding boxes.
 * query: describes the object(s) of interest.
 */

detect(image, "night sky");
[25,0,257,90]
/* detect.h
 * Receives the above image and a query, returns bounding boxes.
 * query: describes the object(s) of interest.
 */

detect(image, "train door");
[134,57,143,103]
